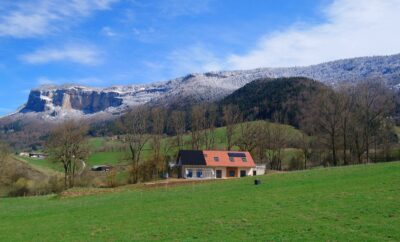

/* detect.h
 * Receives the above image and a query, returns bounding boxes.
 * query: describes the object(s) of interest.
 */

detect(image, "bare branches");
[223,105,241,150]
[46,121,89,188]
[150,107,167,178]
[301,79,395,166]
[190,105,205,150]
[118,106,151,183]
[171,111,186,150]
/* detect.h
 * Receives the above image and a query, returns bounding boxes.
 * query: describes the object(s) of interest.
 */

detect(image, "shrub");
[8,178,30,197]
[288,156,304,171]
[106,170,117,188]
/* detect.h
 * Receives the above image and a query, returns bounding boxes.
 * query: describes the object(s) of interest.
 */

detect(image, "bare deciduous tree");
[296,132,312,169]
[265,122,289,170]
[337,86,352,165]
[46,121,90,188]
[302,89,342,166]
[150,107,166,178]
[191,105,206,150]
[204,105,217,149]
[223,105,241,150]
[171,111,186,150]
[377,118,396,162]
[235,122,258,153]
[119,106,151,183]
[352,80,394,163]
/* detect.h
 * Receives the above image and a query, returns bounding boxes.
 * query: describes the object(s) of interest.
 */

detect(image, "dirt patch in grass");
[59,178,228,198]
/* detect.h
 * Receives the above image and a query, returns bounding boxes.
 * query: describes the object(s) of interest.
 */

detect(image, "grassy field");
[17,156,64,172]
[0,162,399,241]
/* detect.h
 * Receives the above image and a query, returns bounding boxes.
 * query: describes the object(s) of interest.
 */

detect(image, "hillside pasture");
[0,162,399,241]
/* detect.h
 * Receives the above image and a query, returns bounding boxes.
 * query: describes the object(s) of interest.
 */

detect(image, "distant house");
[176,150,257,179]
[19,152,30,157]
[91,165,112,172]
[28,153,47,159]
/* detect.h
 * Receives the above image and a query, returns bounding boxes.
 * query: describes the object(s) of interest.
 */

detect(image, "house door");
[216,170,222,178]
[227,168,237,177]
[240,170,246,177]
[253,170,257,176]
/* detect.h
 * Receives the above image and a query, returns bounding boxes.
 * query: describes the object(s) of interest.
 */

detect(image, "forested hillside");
[220,77,326,126]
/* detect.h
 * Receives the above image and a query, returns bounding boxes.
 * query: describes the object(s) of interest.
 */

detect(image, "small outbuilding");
[28,153,47,159]
[91,165,112,172]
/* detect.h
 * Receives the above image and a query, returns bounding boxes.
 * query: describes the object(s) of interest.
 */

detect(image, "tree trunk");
[343,120,348,165]
[331,129,337,166]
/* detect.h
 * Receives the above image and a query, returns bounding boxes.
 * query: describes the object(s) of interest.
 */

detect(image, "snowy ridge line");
[3,53,400,121]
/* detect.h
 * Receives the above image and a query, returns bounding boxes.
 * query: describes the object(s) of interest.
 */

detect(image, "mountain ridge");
[5,53,400,121]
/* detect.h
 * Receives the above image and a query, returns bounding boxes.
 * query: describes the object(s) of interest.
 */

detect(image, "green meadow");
[0,162,399,241]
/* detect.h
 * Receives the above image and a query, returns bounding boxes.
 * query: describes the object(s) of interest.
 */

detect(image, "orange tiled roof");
[202,150,256,168]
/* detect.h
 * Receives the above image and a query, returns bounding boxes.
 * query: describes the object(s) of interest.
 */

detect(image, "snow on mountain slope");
[6,53,400,121]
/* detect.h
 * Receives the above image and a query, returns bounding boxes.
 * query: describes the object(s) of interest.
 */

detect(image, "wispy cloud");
[37,77,57,85]
[101,26,118,37]
[0,0,118,38]
[166,44,223,76]
[21,45,101,65]
[158,0,213,17]
[132,27,157,42]
[227,0,400,69]
[36,76,105,88]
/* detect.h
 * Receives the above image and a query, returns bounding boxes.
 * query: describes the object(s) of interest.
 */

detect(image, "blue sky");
[0,0,400,116]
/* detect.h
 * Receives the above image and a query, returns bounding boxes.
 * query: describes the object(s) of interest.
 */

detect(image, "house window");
[229,157,234,162]
[240,170,246,177]
[242,157,247,162]
[187,169,193,178]
[229,170,235,177]
[196,169,203,178]
[214,157,219,162]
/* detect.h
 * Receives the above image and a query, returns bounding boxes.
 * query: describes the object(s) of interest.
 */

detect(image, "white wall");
[182,166,215,179]
[181,166,256,179]
[238,168,254,177]
[255,165,266,176]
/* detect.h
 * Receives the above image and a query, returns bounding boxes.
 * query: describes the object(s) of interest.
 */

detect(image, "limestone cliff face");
[21,87,124,114]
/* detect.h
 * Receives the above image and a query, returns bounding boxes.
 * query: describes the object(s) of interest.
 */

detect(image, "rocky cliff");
[21,88,123,114]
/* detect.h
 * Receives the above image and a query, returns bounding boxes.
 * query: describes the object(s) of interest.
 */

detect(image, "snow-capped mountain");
[7,54,400,121]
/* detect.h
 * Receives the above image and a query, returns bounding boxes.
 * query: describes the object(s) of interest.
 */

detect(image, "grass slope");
[0,162,399,241]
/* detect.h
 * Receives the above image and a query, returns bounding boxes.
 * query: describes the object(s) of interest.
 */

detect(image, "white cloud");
[21,45,101,65]
[0,0,118,38]
[227,0,400,69]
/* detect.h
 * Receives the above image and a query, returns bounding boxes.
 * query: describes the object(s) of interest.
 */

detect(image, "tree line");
[300,80,395,166]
